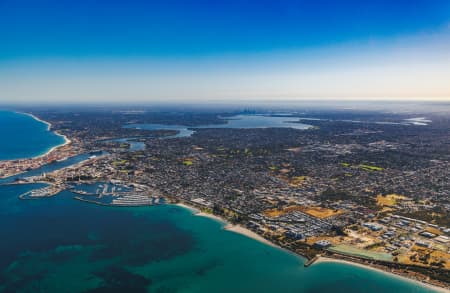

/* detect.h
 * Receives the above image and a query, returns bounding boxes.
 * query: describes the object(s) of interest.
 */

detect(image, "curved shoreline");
[1,111,446,292]
[175,203,448,292]
[175,203,281,250]
[314,257,449,293]
[14,112,71,160]
[223,223,280,249]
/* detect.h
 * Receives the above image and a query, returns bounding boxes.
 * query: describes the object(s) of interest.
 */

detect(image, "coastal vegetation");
[2,109,450,291]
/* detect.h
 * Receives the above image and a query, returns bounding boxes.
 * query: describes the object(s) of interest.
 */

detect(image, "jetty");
[304,255,320,267]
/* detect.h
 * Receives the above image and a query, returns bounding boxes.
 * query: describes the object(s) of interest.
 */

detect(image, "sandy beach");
[223,224,279,248]
[19,112,71,159]
[315,256,449,293]
[175,203,200,213]
[175,203,227,224]
[175,202,449,292]
[197,212,227,223]
[175,203,281,249]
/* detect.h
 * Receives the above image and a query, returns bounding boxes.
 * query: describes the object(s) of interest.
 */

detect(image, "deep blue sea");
[0,111,65,160]
[0,111,441,292]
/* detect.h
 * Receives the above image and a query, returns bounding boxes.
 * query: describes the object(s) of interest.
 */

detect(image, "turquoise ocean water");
[0,111,441,292]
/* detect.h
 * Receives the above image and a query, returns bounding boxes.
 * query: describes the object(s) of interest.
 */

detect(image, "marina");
[18,185,64,199]
[70,181,165,207]
[0,110,447,292]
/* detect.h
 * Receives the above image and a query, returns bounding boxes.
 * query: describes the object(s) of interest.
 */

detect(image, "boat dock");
[18,185,64,199]
[74,194,165,207]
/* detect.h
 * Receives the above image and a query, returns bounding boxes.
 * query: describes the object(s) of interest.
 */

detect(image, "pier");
[304,255,320,267]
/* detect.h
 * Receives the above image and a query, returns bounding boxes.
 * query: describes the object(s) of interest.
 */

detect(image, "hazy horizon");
[2,99,450,116]
[1,0,449,103]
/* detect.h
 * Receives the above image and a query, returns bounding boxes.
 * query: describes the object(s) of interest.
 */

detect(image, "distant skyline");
[1,0,449,103]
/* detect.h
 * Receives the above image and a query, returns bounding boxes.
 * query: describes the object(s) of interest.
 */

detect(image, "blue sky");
[0,0,449,103]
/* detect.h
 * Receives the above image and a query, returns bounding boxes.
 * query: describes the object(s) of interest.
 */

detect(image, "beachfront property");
[314,240,332,249]
[2,108,450,290]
